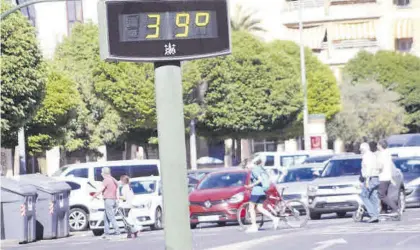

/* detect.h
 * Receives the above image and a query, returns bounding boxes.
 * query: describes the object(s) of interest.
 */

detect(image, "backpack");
[253,165,271,191]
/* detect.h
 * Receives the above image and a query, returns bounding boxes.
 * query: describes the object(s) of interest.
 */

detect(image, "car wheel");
[310,212,321,220]
[190,224,197,229]
[92,229,103,236]
[336,212,346,218]
[151,207,163,230]
[398,189,406,212]
[69,208,89,232]
[217,222,227,227]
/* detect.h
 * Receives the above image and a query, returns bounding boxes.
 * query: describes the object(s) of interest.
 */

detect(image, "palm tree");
[230,4,266,33]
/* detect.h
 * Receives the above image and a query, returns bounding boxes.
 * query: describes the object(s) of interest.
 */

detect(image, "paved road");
[3,208,420,250]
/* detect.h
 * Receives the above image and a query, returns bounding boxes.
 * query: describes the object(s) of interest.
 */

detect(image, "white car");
[89,176,163,236]
[62,177,97,231]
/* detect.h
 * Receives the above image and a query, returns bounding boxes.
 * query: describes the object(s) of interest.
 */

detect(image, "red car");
[188,167,278,228]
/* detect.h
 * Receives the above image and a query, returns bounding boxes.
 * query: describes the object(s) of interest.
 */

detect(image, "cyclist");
[244,157,280,233]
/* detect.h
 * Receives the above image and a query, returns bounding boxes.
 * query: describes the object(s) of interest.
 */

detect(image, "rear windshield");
[95,164,159,181]
[321,159,362,178]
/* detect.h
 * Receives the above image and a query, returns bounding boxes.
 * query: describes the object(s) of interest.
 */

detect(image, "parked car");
[307,155,405,220]
[302,153,355,164]
[393,157,420,208]
[247,150,334,170]
[387,133,420,157]
[53,160,160,189]
[188,168,218,181]
[89,176,163,236]
[276,163,326,206]
[64,177,97,232]
[188,168,278,229]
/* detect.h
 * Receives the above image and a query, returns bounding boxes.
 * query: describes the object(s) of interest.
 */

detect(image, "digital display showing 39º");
[119,11,218,41]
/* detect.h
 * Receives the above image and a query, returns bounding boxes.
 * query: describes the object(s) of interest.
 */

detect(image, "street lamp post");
[299,0,310,150]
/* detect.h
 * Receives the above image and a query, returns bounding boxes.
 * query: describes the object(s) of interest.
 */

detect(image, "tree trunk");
[224,139,233,167]
[234,138,241,166]
[144,145,149,159]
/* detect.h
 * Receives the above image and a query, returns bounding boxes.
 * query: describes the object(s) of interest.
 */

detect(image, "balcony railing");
[285,0,324,11]
[284,0,377,11]
[330,0,376,5]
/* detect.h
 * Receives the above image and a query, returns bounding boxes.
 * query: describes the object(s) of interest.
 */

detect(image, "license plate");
[325,196,343,203]
[198,215,219,222]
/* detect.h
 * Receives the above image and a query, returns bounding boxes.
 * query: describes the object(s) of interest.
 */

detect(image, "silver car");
[307,155,405,220]
[394,157,420,208]
[276,164,326,206]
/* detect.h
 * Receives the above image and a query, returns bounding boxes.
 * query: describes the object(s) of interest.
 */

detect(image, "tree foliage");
[53,23,125,152]
[230,4,266,33]
[328,80,406,150]
[183,33,340,140]
[27,65,81,154]
[267,41,341,120]
[0,1,46,147]
[344,50,420,132]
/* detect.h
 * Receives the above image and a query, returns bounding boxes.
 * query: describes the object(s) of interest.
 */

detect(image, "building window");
[394,0,410,7]
[395,38,413,52]
[66,0,83,35]
[251,139,277,153]
[16,0,36,27]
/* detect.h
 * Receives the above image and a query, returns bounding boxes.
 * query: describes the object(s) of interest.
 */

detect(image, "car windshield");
[129,180,157,195]
[52,166,69,177]
[279,168,316,183]
[197,172,247,190]
[321,159,361,178]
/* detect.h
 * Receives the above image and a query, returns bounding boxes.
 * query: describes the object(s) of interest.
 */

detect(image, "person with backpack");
[244,157,280,233]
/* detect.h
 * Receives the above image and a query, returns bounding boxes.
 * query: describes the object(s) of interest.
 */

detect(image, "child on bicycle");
[244,157,280,233]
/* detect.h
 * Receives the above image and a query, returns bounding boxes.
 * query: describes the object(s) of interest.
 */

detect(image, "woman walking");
[120,175,142,238]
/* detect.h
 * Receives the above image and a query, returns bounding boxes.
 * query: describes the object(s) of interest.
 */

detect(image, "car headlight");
[228,192,245,204]
[133,200,152,209]
[307,185,318,194]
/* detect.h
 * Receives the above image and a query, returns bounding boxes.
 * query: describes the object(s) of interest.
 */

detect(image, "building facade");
[231,0,420,81]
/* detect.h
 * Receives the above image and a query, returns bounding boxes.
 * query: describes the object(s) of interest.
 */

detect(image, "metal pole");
[18,127,27,174]
[154,61,192,250]
[299,0,310,150]
[189,119,197,170]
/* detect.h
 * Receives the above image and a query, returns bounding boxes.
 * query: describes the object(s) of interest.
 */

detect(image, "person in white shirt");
[359,143,380,223]
[376,140,399,215]
[120,175,142,238]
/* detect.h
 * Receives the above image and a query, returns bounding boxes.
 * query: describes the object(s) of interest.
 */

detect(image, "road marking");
[396,235,420,246]
[205,235,284,250]
[313,238,347,250]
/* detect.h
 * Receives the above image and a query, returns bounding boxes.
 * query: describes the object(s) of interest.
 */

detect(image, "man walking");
[359,143,380,223]
[92,167,121,238]
[376,140,399,216]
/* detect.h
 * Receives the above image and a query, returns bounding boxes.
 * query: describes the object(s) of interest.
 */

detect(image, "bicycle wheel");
[352,205,365,222]
[237,202,264,230]
[281,200,309,228]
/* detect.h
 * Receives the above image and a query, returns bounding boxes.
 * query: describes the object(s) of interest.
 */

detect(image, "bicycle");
[237,187,309,230]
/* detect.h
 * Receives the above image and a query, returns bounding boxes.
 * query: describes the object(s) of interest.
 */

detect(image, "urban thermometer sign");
[98,0,231,62]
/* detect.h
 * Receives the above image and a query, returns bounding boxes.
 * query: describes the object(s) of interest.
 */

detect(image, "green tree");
[53,23,125,154]
[344,50,420,132]
[267,40,341,120]
[183,31,302,139]
[0,1,46,147]
[328,80,407,151]
[26,65,81,155]
[230,4,266,33]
